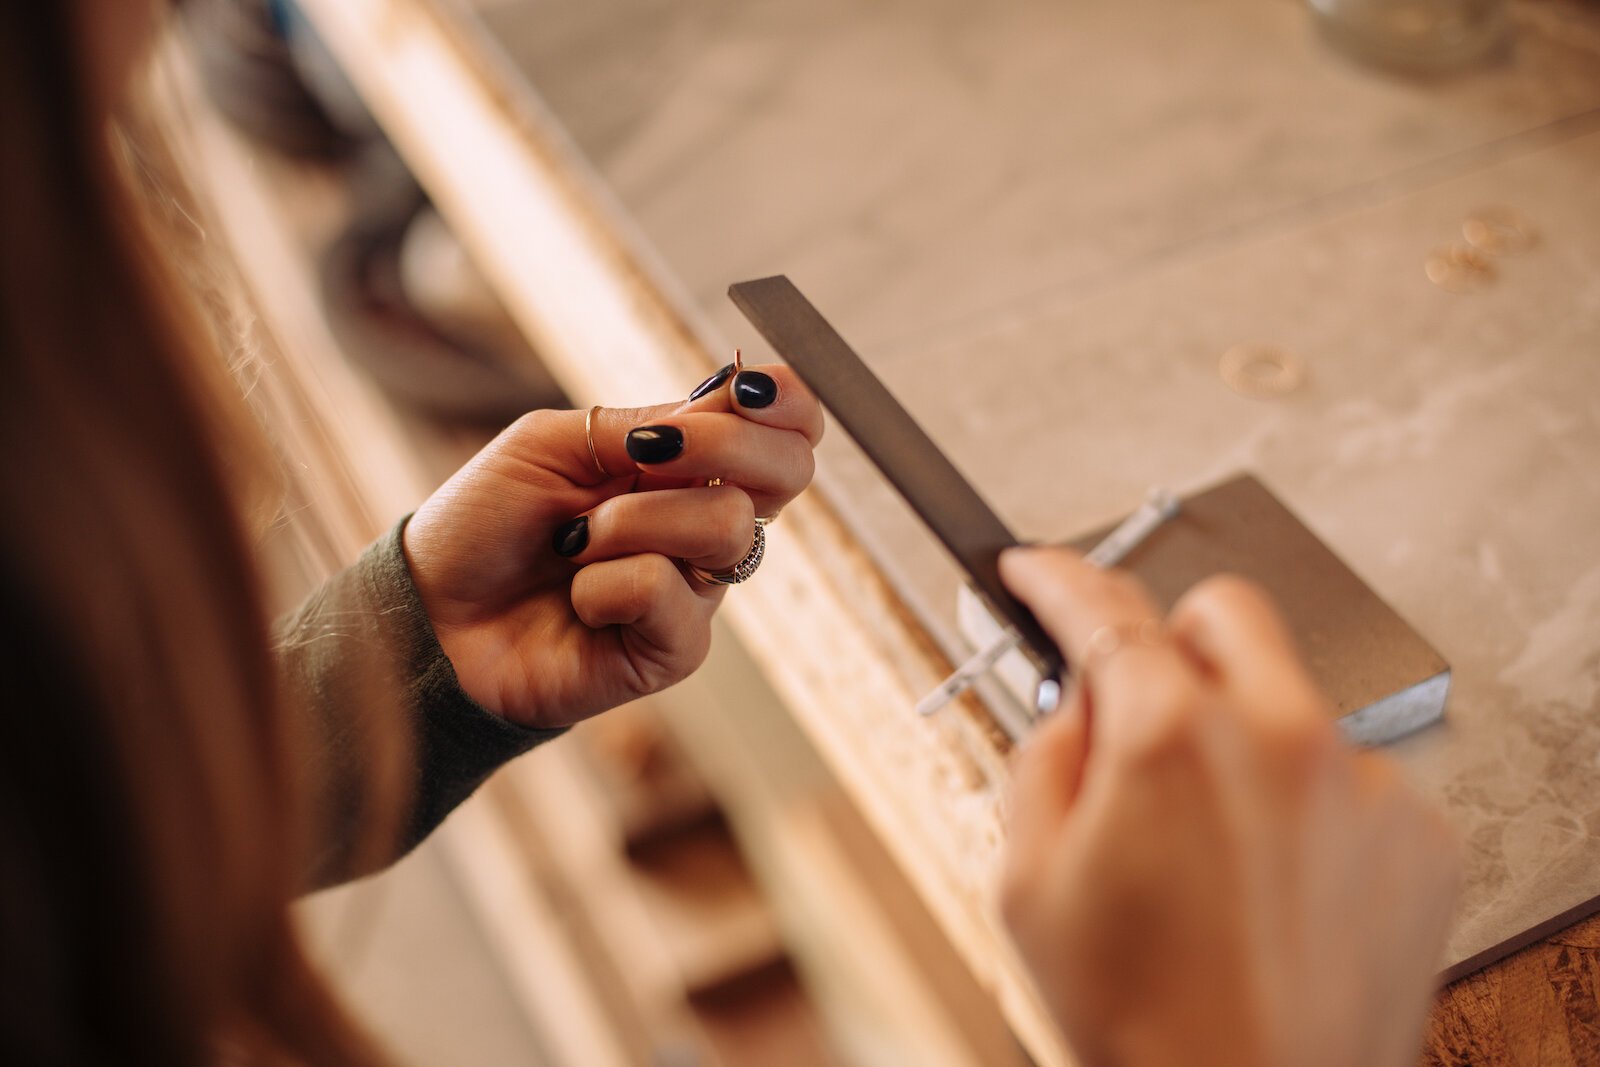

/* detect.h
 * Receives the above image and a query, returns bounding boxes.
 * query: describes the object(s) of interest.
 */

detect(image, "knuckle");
[622,554,677,616]
[636,599,715,696]
[610,404,655,428]
[570,581,603,628]
[780,436,816,490]
[638,552,681,598]
[570,566,609,626]
[620,567,649,617]
[1165,592,1204,635]
[508,408,562,444]
[709,488,756,550]
[1180,572,1272,618]
[797,439,817,478]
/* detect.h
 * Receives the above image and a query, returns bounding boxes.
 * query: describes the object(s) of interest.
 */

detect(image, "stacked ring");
[687,523,766,586]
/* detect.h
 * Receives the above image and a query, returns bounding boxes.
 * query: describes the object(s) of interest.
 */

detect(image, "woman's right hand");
[997,548,1459,1067]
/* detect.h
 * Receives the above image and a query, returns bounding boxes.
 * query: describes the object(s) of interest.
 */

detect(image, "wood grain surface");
[1427,912,1600,1066]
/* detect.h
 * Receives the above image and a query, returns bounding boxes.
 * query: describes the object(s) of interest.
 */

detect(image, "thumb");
[532,401,699,488]
[586,401,693,481]
[1006,696,1091,851]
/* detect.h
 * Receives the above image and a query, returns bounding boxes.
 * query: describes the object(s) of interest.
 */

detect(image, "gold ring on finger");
[1083,619,1168,672]
[586,405,615,479]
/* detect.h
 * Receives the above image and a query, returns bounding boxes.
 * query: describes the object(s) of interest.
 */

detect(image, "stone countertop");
[470,0,1600,973]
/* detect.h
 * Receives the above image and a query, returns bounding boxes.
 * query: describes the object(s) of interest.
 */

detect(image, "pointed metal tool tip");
[1035,676,1062,715]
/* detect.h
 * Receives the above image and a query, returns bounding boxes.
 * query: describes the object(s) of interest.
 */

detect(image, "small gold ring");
[1083,619,1167,671]
[585,405,614,479]
[755,510,780,526]
[688,523,765,586]
[706,477,724,488]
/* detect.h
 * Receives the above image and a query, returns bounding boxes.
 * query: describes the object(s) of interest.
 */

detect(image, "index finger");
[680,363,826,446]
[999,546,1202,750]
[1168,575,1328,723]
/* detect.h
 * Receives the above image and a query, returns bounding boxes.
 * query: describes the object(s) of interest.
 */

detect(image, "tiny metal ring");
[687,522,765,586]
[706,477,724,488]
[755,510,780,526]
[1218,344,1304,400]
[586,405,614,480]
[1083,619,1168,671]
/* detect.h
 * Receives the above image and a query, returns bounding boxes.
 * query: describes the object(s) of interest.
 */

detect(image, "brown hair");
[0,6,390,1064]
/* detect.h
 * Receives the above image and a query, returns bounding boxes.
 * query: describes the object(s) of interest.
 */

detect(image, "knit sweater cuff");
[361,517,567,841]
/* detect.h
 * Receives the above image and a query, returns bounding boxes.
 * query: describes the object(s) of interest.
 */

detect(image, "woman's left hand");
[402,363,822,729]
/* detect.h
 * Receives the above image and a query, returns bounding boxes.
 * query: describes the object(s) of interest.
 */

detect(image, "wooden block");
[1078,473,1449,743]
[965,473,1450,745]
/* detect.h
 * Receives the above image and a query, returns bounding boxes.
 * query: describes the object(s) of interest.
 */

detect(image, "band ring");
[586,405,614,480]
[687,522,766,586]
[1083,619,1168,671]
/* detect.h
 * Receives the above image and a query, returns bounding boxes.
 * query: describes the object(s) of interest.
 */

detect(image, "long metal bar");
[728,275,1064,702]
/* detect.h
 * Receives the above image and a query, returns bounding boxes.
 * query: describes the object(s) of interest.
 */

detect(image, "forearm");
[275,517,565,889]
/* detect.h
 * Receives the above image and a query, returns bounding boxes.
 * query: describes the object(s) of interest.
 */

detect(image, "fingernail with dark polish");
[552,515,589,558]
[733,370,777,409]
[689,363,735,401]
[625,425,685,464]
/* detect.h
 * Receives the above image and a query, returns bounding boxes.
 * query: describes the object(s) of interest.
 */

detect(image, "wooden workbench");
[287,0,1600,1062]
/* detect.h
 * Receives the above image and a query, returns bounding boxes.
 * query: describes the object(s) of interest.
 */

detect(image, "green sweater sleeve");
[276,517,565,888]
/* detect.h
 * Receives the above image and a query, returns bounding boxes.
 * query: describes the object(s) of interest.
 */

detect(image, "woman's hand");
[402,363,822,730]
[997,548,1459,1067]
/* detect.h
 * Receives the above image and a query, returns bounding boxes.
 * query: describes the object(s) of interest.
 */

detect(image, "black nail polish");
[625,425,685,464]
[733,370,777,409]
[689,363,735,401]
[552,515,589,558]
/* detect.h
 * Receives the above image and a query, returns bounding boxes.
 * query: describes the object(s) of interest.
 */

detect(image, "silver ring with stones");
[688,523,765,586]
